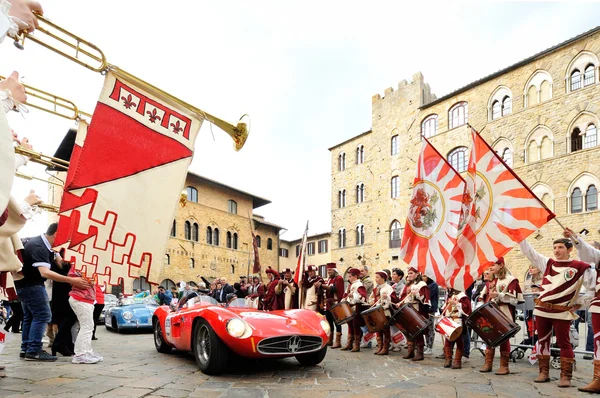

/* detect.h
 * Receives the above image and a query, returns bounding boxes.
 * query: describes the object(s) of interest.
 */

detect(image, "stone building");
[280,232,332,278]
[330,26,600,282]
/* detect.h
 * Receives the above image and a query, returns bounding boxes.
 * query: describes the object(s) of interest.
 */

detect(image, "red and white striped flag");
[293,221,309,285]
[445,128,555,291]
[399,138,466,286]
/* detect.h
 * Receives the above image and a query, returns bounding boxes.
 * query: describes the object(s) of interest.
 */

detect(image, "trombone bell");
[15,146,70,171]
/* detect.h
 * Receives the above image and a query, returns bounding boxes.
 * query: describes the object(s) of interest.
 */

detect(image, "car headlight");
[122,311,133,320]
[320,319,331,335]
[226,318,252,339]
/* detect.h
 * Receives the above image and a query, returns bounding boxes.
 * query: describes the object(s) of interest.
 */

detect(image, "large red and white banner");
[399,138,466,285]
[53,71,203,288]
[445,128,555,291]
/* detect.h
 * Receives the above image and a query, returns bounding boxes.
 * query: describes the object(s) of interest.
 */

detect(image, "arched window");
[192,223,199,242]
[491,100,501,120]
[391,176,399,198]
[540,80,551,102]
[170,220,176,237]
[448,147,468,172]
[571,70,582,91]
[267,238,273,250]
[186,186,198,203]
[584,124,597,149]
[206,226,213,244]
[338,189,346,208]
[585,64,596,87]
[571,188,583,213]
[338,152,346,171]
[233,233,238,250]
[226,231,232,248]
[213,228,220,246]
[231,264,235,274]
[449,102,468,129]
[587,185,598,211]
[502,96,512,116]
[391,135,399,155]
[160,279,176,290]
[571,128,583,152]
[540,136,552,159]
[256,235,261,248]
[164,254,170,266]
[189,258,195,269]
[541,193,552,210]
[501,148,513,167]
[528,141,539,163]
[228,200,237,214]
[356,183,365,203]
[527,85,538,107]
[421,115,438,138]
[356,225,365,246]
[356,145,364,164]
[338,228,346,248]
[390,220,401,248]
[184,221,191,240]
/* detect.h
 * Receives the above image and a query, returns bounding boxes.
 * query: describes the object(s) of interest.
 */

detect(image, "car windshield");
[104,294,118,305]
[198,296,218,305]
[118,297,158,306]
[227,298,248,308]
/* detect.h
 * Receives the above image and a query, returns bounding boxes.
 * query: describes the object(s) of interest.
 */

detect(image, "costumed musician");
[441,287,471,369]
[279,268,298,310]
[263,267,284,311]
[396,266,430,361]
[340,268,368,352]
[245,275,264,310]
[519,238,596,388]
[321,262,345,348]
[301,265,322,311]
[369,271,396,355]
[477,257,523,375]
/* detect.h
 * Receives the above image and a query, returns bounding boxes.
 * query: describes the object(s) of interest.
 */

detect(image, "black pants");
[52,306,77,354]
[325,310,342,333]
[92,304,104,339]
[4,302,23,332]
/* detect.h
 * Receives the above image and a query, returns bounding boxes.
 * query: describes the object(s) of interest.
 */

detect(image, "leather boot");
[340,334,353,351]
[480,348,495,373]
[402,341,415,359]
[331,332,342,349]
[558,357,575,388]
[413,341,424,361]
[327,331,333,346]
[444,346,453,368]
[579,360,600,393]
[534,355,551,383]
[495,351,510,375]
[379,329,391,356]
[46,324,56,348]
[351,333,362,352]
[452,347,463,369]
[374,334,383,355]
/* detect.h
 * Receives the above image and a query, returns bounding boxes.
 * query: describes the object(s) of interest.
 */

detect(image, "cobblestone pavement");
[0,327,598,397]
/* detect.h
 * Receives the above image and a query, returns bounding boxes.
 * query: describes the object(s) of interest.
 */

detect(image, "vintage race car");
[105,297,158,332]
[153,297,330,375]
[96,294,118,325]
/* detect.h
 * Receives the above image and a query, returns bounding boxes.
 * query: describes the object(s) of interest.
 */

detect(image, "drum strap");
[534,299,573,312]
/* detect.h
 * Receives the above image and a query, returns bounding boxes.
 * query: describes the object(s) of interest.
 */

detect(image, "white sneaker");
[360,341,372,349]
[424,347,433,355]
[462,356,470,363]
[88,352,103,362]
[72,354,100,364]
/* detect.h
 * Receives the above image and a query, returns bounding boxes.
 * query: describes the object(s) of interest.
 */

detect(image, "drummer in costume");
[245,275,265,310]
[478,257,523,375]
[263,267,284,311]
[340,268,368,352]
[279,268,298,310]
[441,288,472,369]
[398,266,430,361]
[321,262,345,348]
[368,271,395,355]
[519,238,596,388]
[301,265,323,311]
[563,227,600,393]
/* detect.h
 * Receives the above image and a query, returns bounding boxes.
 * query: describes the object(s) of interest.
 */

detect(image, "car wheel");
[295,346,327,366]
[112,317,120,333]
[153,318,172,353]
[192,318,229,375]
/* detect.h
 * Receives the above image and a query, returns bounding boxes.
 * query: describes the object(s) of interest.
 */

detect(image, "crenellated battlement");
[372,72,437,106]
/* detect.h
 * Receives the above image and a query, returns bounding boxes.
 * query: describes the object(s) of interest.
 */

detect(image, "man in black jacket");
[423,274,439,355]
[217,277,234,303]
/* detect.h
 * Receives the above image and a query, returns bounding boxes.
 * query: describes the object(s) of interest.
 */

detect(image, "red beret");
[348,268,361,277]
[495,257,505,265]
[265,268,280,278]
[326,262,337,269]
[306,265,318,272]
[283,268,293,273]
[376,271,388,281]
[407,266,419,274]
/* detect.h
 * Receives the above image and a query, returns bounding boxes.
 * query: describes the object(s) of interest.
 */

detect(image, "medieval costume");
[369,271,396,355]
[399,267,430,361]
[245,276,265,310]
[301,265,323,311]
[442,289,472,369]
[323,262,345,348]
[264,268,284,311]
[341,268,368,352]
[279,268,298,310]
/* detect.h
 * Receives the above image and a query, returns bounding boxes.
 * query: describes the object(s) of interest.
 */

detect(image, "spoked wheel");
[193,319,229,375]
[153,318,172,353]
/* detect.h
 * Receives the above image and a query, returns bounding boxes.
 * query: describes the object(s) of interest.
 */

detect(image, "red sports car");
[152,296,330,375]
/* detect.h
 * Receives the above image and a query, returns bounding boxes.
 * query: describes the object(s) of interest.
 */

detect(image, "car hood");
[227,308,324,335]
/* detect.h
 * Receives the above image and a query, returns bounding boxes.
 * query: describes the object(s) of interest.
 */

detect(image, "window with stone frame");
[391,176,399,198]
[338,228,346,248]
[267,238,273,250]
[421,114,438,138]
[571,188,583,213]
[391,135,399,155]
[584,124,597,149]
[571,70,582,91]
[586,185,598,211]
[448,147,468,172]
[584,64,596,87]
[206,226,213,244]
[356,225,365,246]
[338,152,346,171]
[449,102,468,129]
[390,220,402,248]
[571,128,583,152]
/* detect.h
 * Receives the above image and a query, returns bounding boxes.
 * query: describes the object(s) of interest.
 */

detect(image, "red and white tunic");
[401,280,430,316]
[442,292,472,325]
[479,275,523,320]
[323,274,345,311]
[342,279,368,313]
[519,240,596,320]
[574,236,600,314]
[369,283,395,316]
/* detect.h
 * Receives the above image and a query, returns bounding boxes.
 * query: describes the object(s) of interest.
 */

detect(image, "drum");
[361,306,388,333]
[467,301,521,348]
[390,303,431,341]
[331,301,355,325]
[436,316,463,341]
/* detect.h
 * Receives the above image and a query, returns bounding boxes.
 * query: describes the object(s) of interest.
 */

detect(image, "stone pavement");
[0,327,598,397]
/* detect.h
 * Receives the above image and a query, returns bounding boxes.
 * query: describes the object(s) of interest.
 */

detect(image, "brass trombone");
[35,203,60,213]
[10,15,249,151]
[15,145,70,171]
[15,171,63,187]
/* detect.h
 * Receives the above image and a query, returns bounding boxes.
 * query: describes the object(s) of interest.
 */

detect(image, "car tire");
[153,318,172,353]
[192,318,229,375]
[112,317,120,333]
[295,346,327,366]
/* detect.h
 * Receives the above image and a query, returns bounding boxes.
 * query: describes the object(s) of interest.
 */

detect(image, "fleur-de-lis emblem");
[121,94,137,109]
[146,108,161,123]
[171,120,183,134]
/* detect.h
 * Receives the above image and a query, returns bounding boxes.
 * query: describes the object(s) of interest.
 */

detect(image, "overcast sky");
[5,1,600,239]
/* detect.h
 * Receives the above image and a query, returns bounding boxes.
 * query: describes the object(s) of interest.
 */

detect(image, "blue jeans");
[17,285,51,354]
[587,310,594,352]
[463,326,471,358]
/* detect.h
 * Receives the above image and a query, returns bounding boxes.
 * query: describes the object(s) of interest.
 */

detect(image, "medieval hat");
[306,265,318,272]
[265,268,280,278]
[348,268,361,277]
[407,266,419,274]
[375,271,388,281]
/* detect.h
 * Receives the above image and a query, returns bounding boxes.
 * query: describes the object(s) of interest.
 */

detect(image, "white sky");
[4,1,600,239]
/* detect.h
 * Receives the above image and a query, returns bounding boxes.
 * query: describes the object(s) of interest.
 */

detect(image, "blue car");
[105,297,158,333]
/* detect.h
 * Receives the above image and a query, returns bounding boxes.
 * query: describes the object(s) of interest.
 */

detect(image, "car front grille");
[257,335,323,355]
